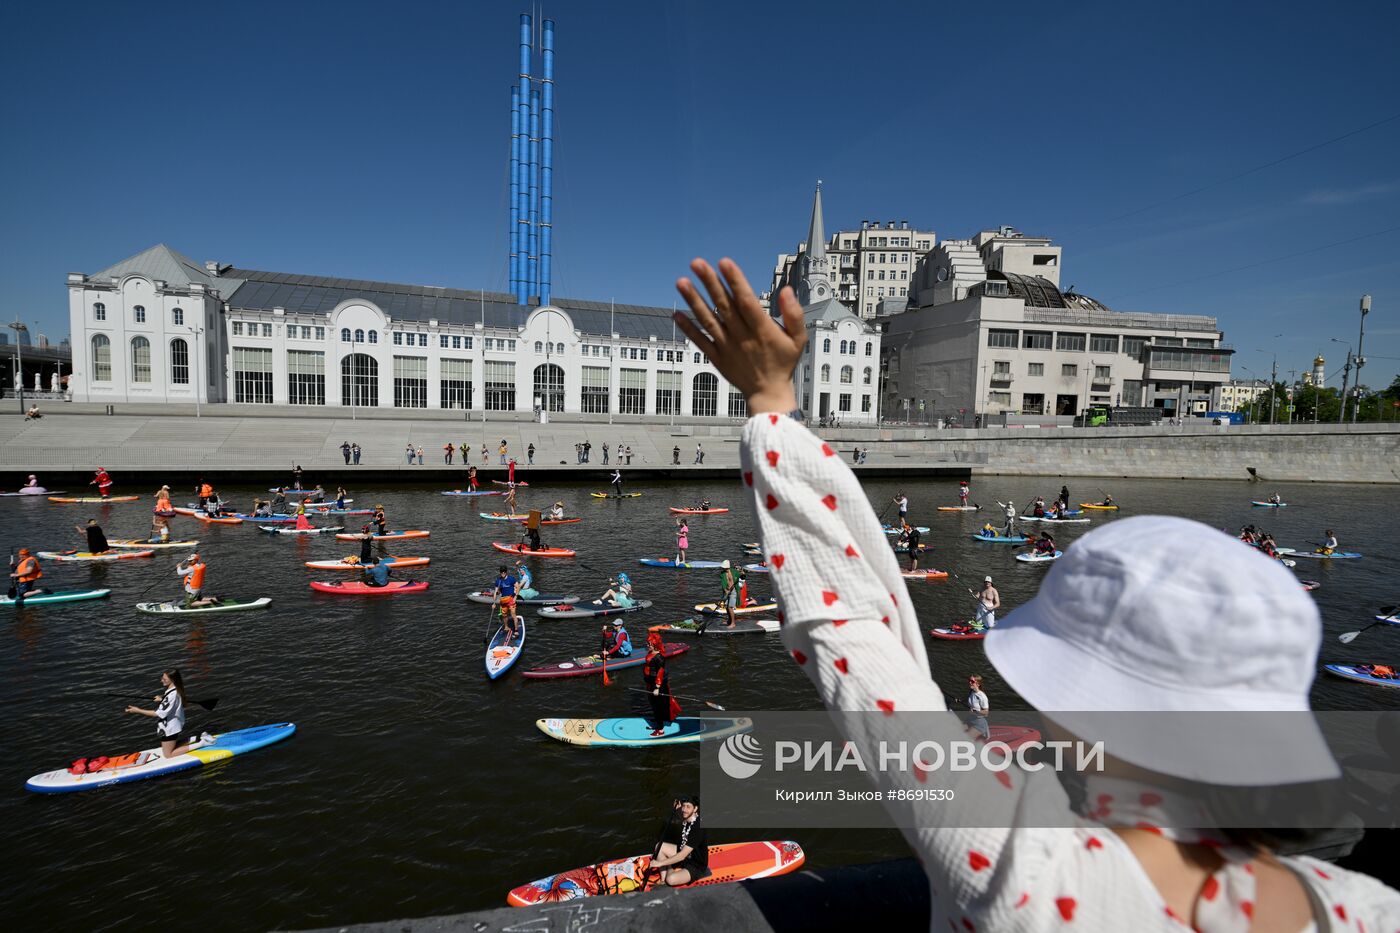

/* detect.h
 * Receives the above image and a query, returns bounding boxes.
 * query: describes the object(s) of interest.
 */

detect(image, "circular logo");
[717,733,763,780]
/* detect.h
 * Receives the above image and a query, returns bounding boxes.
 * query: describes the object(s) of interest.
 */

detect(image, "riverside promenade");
[2,404,1396,484]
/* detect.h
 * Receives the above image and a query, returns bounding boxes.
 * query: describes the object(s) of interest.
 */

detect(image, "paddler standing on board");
[610,468,624,497]
[902,520,923,572]
[91,467,114,499]
[996,499,1017,538]
[467,464,479,492]
[976,576,1000,630]
[958,481,970,507]
[353,525,376,565]
[292,505,313,531]
[371,504,387,536]
[642,632,678,738]
[503,484,519,516]
[9,548,44,606]
[492,565,520,643]
[176,553,213,607]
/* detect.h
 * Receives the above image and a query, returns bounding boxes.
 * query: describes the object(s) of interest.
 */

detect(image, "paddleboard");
[0,489,63,497]
[937,506,979,512]
[305,507,368,515]
[505,840,805,906]
[36,549,154,562]
[47,496,139,503]
[25,723,296,794]
[1300,581,1321,591]
[902,569,949,580]
[590,492,643,499]
[479,512,533,522]
[890,544,931,554]
[259,525,345,535]
[1079,503,1119,510]
[883,525,930,534]
[1288,550,1363,560]
[333,530,431,541]
[521,643,687,679]
[1251,501,1287,507]
[492,542,576,557]
[269,488,319,494]
[466,591,579,606]
[110,539,198,549]
[441,489,503,496]
[969,534,1029,544]
[493,480,529,486]
[930,624,985,641]
[742,563,769,573]
[1323,664,1400,689]
[535,716,753,747]
[304,557,430,571]
[1016,550,1064,562]
[0,588,111,607]
[193,513,243,525]
[229,513,296,522]
[485,620,526,680]
[308,580,429,595]
[1375,614,1400,625]
[1022,516,1090,524]
[538,599,652,619]
[696,601,777,616]
[136,598,273,614]
[649,618,779,636]
[637,558,727,569]
[669,507,730,515]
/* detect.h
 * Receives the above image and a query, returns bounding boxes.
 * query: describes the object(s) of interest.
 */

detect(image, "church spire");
[798,180,832,304]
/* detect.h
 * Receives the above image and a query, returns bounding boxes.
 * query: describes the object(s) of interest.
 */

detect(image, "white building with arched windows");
[67,244,768,419]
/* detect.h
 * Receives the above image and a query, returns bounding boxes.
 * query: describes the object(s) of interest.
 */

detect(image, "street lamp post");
[187,324,204,417]
[1353,295,1370,424]
[1330,338,1353,424]
[8,320,27,413]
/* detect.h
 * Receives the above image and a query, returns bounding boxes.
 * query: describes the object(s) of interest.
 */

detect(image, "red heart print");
[766,451,780,468]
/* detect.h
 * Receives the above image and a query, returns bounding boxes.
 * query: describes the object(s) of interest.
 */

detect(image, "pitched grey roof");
[88,244,244,297]
[221,268,681,340]
[803,295,862,325]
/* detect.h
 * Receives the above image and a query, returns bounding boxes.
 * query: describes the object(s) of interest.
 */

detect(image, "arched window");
[691,372,718,416]
[533,363,565,412]
[131,336,151,383]
[93,302,106,321]
[534,341,544,353]
[341,353,378,407]
[820,364,830,383]
[862,366,872,385]
[864,342,873,356]
[172,307,184,326]
[556,343,564,355]
[341,328,351,342]
[92,334,112,381]
[822,338,831,353]
[693,352,701,364]
[170,338,190,385]
[839,365,853,385]
[133,305,146,324]
[367,331,378,344]
[354,328,365,343]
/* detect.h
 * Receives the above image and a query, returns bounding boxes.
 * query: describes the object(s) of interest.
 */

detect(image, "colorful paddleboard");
[37,549,154,562]
[937,506,979,512]
[466,591,579,606]
[0,489,62,497]
[309,580,428,595]
[969,534,1029,544]
[485,620,526,680]
[0,588,111,607]
[333,530,430,541]
[1300,581,1321,591]
[637,558,727,569]
[230,513,296,522]
[902,569,949,580]
[25,723,296,794]
[930,624,985,641]
[695,601,777,616]
[669,507,730,515]
[1288,550,1363,560]
[536,716,753,747]
[890,544,931,554]
[1016,550,1064,562]
[1251,501,1287,507]
[493,480,529,486]
[505,840,805,906]
[883,525,930,534]
[538,599,652,619]
[110,539,198,549]
[1323,665,1400,689]
[522,643,687,679]
[259,525,344,535]
[303,557,430,571]
[47,496,140,503]
[1022,516,1090,524]
[649,618,779,636]
[441,489,503,496]
[590,492,643,499]
[136,598,273,614]
[492,542,575,557]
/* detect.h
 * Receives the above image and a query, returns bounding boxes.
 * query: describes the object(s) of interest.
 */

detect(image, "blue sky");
[2,0,1397,388]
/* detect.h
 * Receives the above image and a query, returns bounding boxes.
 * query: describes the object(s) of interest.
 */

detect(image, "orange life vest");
[199,483,213,497]
[186,560,207,589]
[17,556,41,583]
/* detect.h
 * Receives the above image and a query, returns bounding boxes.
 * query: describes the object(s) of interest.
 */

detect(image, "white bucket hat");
[985,515,1338,785]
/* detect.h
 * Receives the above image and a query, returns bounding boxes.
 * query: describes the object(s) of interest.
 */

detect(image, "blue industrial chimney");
[514,13,533,305]
[509,13,554,307]
[540,19,554,305]
[509,84,521,298]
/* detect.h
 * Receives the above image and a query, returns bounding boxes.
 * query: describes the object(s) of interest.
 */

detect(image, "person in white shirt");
[996,499,1017,537]
[124,669,191,758]
[671,254,1400,931]
[966,674,990,739]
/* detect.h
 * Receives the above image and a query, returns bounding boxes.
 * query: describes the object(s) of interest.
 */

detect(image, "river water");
[2,473,1397,930]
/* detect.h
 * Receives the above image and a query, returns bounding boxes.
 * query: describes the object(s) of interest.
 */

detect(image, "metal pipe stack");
[509,84,521,299]
[513,13,533,304]
[507,13,555,307]
[540,19,554,306]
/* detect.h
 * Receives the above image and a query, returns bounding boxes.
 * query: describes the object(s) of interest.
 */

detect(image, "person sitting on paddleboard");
[9,548,43,606]
[1269,493,1283,505]
[549,501,565,521]
[125,669,196,759]
[976,576,1000,630]
[642,631,676,737]
[958,481,970,506]
[150,515,172,543]
[252,498,272,518]
[271,489,288,514]
[1358,664,1398,679]
[980,522,998,538]
[903,520,922,571]
[363,555,393,589]
[514,559,539,599]
[1099,494,1115,507]
[306,484,327,504]
[601,619,632,658]
[176,553,212,607]
[650,795,710,886]
[1319,529,1338,555]
[1032,496,1046,518]
[372,505,387,536]
[492,565,520,640]
[600,573,634,608]
[354,526,376,565]
[610,469,623,496]
[294,505,313,531]
[697,498,712,512]
[966,674,991,739]
[1033,532,1056,555]
[75,518,110,554]
[675,518,689,565]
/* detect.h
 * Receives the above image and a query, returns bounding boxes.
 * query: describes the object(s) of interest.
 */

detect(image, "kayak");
[969,534,1029,544]
[37,550,154,562]
[538,599,653,619]
[535,716,753,748]
[304,557,430,571]
[1079,503,1119,510]
[309,580,429,595]
[1288,550,1363,560]
[590,492,643,499]
[1016,550,1064,562]
[902,569,949,580]
[930,624,986,641]
[492,542,576,557]
[937,506,979,512]
[485,620,526,680]
[466,591,579,606]
[1251,501,1287,507]
[136,598,273,614]
[637,558,727,569]
[259,525,345,535]
[1,588,111,607]
[506,840,805,906]
[696,601,777,616]
[669,507,730,514]
[441,489,503,496]
[521,643,687,679]
[1022,516,1090,524]
[1300,581,1321,591]
[110,539,198,549]
[333,530,431,541]
[48,496,140,503]
[882,525,930,534]
[25,723,297,794]
[1323,664,1400,689]
[649,618,780,636]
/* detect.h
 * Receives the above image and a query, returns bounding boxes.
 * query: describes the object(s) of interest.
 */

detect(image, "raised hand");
[674,258,805,415]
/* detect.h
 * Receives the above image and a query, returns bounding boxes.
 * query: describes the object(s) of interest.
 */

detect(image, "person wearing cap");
[674,254,1400,929]
[995,499,1017,537]
[717,559,740,629]
[154,484,172,512]
[965,674,990,739]
[176,553,211,607]
[642,631,676,737]
[649,795,710,885]
[515,559,539,600]
[91,466,113,498]
[492,565,520,638]
[976,576,1000,630]
[600,618,632,659]
[600,573,634,609]
[74,519,110,555]
[958,481,970,507]
[9,548,44,606]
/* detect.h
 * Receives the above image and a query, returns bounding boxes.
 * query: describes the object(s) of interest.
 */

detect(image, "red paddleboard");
[902,569,949,580]
[304,557,429,571]
[333,530,430,541]
[308,581,429,595]
[492,542,575,557]
[521,643,687,679]
[930,624,985,641]
[668,507,729,515]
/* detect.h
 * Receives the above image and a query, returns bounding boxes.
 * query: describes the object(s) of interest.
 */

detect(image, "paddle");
[1338,607,1399,644]
[107,693,220,711]
[483,592,500,646]
[628,688,725,711]
[7,550,15,599]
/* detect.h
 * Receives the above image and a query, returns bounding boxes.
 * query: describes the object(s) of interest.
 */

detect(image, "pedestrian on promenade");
[859,448,868,464]
[602,443,610,465]
[673,445,681,465]
[459,442,468,464]
[852,447,859,465]
[625,445,634,465]
[341,441,352,464]
[352,443,361,465]
[527,443,535,465]
[499,440,508,464]
[481,443,488,464]
[405,443,414,464]
[416,445,424,465]
[444,443,454,465]
[575,443,582,464]
[694,443,704,464]
[672,254,1400,928]
[584,440,592,463]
